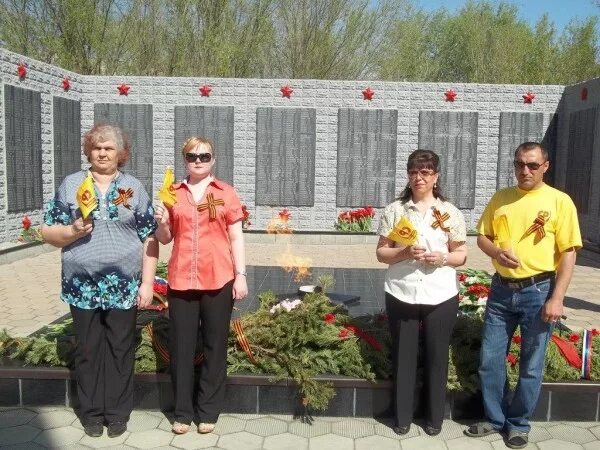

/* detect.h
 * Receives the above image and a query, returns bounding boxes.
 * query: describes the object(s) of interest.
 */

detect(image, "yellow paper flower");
[388,216,418,246]
[76,174,97,219]
[493,214,511,250]
[158,167,177,208]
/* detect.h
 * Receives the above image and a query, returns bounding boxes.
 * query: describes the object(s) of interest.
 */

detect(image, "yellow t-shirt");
[477,184,582,279]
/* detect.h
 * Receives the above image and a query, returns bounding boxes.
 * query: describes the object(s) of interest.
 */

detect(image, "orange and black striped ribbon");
[197,193,225,220]
[525,214,547,240]
[232,319,257,364]
[113,187,133,209]
[431,208,450,232]
[146,322,204,366]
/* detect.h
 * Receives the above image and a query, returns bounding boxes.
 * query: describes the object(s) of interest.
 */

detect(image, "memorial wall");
[1,48,598,247]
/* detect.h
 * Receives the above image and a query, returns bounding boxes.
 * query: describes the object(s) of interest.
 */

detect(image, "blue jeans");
[479,274,555,433]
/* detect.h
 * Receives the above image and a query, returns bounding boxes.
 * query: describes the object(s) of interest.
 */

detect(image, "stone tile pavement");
[1,238,599,336]
[1,406,599,449]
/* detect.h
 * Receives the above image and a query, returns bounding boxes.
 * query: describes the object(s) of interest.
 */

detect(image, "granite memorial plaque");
[418,111,478,209]
[255,108,316,206]
[174,106,234,183]
[336,109,397,207]
[94,104,154,194]
[53,97,82,190]
[5,85,43,212]
[497,112,544,190]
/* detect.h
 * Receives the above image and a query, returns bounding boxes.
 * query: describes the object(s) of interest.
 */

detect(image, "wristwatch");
[236,270,247,277]
[439,254,448,267]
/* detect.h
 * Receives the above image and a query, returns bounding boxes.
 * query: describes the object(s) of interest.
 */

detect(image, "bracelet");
[236,270,247,277]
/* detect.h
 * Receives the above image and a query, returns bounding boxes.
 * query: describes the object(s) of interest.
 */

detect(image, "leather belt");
[497,271,555,290]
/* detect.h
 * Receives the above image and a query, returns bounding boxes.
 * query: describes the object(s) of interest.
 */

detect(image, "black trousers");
[385,293,458,428]
[168,280,234,424]
[70,305,137,425]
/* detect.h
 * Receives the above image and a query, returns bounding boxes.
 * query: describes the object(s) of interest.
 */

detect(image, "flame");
[278,250,312,283]
[266,217,293,234]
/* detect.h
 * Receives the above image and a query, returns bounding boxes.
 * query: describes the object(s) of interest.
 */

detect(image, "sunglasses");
[408,169,436,178]
[513,160,545,171]
[185,152,212,163]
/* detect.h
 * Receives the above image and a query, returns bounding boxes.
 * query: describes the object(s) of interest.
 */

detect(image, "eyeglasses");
[185,152,212,163]
[408,169,436,178]
[513,160,545,171]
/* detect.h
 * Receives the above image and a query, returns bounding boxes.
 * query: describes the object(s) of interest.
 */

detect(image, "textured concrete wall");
[3,48,589,245]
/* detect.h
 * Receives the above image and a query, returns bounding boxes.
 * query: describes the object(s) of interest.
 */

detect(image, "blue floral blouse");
[44,171,157,310]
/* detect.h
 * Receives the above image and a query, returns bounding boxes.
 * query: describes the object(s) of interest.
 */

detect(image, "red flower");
[512,335,522,344]
[338,329,350,339]
[569,334,580,343]
[324,313,336,324]
[62,77,71,91]
[22,215,32,230]
[506,354,518,366]
[376,312,387,322]
[467,284,489,297]
[592,328,600,337]
[279,208,290,222]
[242,205,250,221]
[458,273,467,282]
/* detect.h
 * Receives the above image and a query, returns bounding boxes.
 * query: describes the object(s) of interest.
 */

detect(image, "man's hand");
[495,249,520,268]
[541,297,564,323]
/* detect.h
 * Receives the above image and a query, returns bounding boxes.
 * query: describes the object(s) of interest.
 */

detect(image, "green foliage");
[2,0,596,83]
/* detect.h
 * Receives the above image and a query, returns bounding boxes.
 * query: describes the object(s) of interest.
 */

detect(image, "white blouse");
[378,198,467,305]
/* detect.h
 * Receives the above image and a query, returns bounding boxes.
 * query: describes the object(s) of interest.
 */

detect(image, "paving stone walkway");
[1,406,599,449]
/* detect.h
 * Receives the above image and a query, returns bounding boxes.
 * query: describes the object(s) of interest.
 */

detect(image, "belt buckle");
[507,281,521,289]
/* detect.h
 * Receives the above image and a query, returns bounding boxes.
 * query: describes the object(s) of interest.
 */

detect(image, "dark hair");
[514,141,549,161]
[398,149,446,202]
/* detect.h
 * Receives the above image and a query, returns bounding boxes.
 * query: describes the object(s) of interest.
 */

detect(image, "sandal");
[171,422,190,434]
[198,422,216,434]
[464,422,500,437]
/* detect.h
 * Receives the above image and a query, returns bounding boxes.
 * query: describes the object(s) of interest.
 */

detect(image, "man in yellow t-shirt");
[465,142,582,449]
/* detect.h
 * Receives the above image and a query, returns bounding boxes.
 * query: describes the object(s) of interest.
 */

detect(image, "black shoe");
[393,425,411,435]
[107,421,127,438]
[83,422,103,437]
[424,424,442,436]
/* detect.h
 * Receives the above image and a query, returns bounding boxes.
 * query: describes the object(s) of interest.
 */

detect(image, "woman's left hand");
[422,251,445,267]
[137,282,154,309]
[233,275,248,301]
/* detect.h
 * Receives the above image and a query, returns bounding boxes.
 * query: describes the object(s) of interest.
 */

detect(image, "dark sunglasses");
[513,160,545,171]
[185,152,212,163]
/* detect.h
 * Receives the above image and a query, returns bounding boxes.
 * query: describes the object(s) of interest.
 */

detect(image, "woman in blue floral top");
[41,124,158,439]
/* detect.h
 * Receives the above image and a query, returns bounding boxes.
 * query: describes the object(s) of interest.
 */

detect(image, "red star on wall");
[581,87,588,101]
[117,83,130,95]
[362,87,375,101]
[444,89,457,102]
[62,77,71,91]
[280,85,294,98]
[523,91,535,103]
[17,63,27,79]
[199,85,212,97]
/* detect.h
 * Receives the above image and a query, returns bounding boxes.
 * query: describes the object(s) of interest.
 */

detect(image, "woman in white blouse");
[376,149,467,436]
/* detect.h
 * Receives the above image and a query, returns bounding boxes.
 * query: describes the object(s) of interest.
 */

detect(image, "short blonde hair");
[83,123,130,168]
[181,136,214,157]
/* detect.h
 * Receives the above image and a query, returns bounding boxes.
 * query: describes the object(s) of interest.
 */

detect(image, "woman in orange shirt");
[154,137,247,435]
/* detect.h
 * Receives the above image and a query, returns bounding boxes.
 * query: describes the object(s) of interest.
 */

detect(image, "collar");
[405,197,444,211]
[174,176,225,191]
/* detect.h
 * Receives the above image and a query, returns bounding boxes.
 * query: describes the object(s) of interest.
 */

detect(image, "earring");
[434,183,437,188]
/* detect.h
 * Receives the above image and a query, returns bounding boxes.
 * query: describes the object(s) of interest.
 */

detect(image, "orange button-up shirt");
[167,177,243,291]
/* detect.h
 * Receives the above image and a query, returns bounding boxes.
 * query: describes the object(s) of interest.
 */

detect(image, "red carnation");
[592,329,600,337]
[512,335,522,344]
[569,334,580,343]
[506,354,518,366]
[22,215,32,230]
[153,281,167,296]
[458,273,467,282]
[338,329,350,339]
[324,313,336,324]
